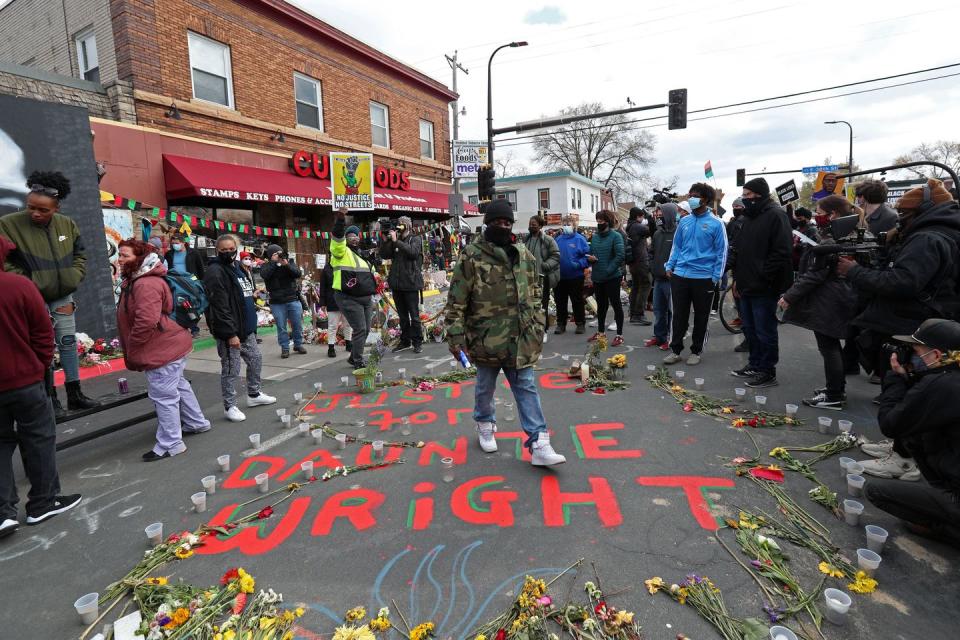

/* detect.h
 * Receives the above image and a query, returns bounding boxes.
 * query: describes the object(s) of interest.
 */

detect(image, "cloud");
[524,6,566,25]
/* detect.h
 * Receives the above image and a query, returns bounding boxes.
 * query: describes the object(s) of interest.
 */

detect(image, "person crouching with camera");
[863,319,960,547]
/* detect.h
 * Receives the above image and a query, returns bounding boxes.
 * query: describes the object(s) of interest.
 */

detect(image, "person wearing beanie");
[260,243,306,358]
[626,207,653,326]
[444,199,566,467]
[725,197,749,351]
[381,215,425,354]
[330,208,377,368]
[729,177,793,388]
[645,202,678,349]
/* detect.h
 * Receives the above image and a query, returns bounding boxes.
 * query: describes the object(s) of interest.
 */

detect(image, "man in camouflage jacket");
[444,199,565,466]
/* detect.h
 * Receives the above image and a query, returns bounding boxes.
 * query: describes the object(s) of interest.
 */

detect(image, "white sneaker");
[476,422,498,453]
[224,406,246,422]
[686,353,701,366]
[246,392,277,407]
[0,518,18,539]
[543,333,548,344]
[860,440,894,458]
[663,352,682,365]
[608,322,617,331]
[531,433,566,466]
[859,453,918,479]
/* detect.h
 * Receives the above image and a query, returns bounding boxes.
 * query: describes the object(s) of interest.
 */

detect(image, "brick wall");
[0,62,112,118]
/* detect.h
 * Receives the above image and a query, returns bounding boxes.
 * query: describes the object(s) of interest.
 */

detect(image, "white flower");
[583,619,597,630]
[378,607,390,618]
[757,535,780,551]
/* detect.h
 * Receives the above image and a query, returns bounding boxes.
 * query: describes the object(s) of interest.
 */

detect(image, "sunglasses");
[28,184,59,198]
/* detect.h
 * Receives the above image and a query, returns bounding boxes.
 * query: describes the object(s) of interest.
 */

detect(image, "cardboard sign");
[776,179,799,206]
[330,152,374,210]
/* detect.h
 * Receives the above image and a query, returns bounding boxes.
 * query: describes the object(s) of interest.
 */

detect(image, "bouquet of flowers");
[75,334,124,368]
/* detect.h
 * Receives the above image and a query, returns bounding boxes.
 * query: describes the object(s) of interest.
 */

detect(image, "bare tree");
[494,149,530,178]
[893,140,960,180]
[530,102,656,201]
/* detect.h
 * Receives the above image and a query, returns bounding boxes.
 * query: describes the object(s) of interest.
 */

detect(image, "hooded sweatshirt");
[651,203,678,280]
[665,207,727,282]
[0,235,55,392]
[556,228,591,280]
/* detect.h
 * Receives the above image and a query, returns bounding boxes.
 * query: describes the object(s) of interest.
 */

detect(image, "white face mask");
[562,225,574,234]
[241,258,253,267]
[171,242,183,251]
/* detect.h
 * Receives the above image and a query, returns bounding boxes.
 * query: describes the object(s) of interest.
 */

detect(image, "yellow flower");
[333,625,376,640]
[146,577,168,586]
[295,607,305,618]
[670,384,684,392]
[721,407,734,414]
[475,635,487,640]
[410,622,435,640]
[282,611,295,623]
[848,571,878,594]
[174,546,194,560]
[818,562,845,579]
[345,607,367,622]
[769,447,787,457]
[613,610,634,625]
[732,418,746,427]
[223,631,236,640]
[370,617,392,632]
[767,464,781,472]
[240,574,255,594]
[164,607,190,628]
[676,587,689,605]
[260,617,277,630]
[644,577,665,594]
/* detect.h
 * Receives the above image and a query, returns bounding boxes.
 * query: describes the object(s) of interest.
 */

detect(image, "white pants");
[327,309,353,344]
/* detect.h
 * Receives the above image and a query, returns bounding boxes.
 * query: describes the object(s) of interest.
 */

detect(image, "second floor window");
[370,102,390,148]
[75,31,99,83]
[188,32,234,107]
[577,189,582,209]
[538,188,550,210]
[571,187,576,209]
[294,73,322,130]
[419,120,435,159]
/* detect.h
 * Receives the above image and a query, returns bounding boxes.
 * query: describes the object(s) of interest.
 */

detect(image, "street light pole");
[825,120,853,172]
[487,41,527,169]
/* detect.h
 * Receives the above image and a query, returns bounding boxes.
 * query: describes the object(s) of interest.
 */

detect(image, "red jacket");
[117,259,192,371]
[0,235,55,392]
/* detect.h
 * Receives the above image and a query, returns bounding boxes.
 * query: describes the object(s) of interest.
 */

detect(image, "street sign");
[776,179,800,206]
[452,140,488,178]
[802,164,839,175]
[447,192,464,218]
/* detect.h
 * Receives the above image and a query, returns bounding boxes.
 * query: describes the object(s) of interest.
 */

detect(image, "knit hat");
[264,243,283,260]
[345,225,361,237]
[148,236,163,249]
[743,177,771,198]
[896,178,955,211]
[732,197,744,208]
[483,199,515,224]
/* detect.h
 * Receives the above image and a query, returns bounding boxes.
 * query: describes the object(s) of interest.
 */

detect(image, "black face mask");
[741,197,763,216]
[597,222,609,232]
[218,250,237,264]
[484,225,513,247]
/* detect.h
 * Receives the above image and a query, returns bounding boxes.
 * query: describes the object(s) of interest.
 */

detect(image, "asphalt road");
[1,317,956,639]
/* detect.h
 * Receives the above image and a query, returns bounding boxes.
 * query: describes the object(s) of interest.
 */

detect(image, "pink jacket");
[117,260,192,371]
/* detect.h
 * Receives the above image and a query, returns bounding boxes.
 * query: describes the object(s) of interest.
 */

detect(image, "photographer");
[863,318,960,547]
[380,216,424,354]
[260,244,306,358]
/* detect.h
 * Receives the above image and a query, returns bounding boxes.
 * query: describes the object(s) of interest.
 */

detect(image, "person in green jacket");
[524,215,560,340]
[444,200,565,467]
[0,171,99,416]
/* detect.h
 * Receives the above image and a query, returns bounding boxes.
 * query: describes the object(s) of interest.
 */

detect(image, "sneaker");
[392,342,412,353]
[900,468,922,481]
[589,320,598,328]
[543,333,549,344]
[327,345,337,358]
[746,371,778,388]
[631,317,652,326]
[802,392,844,410]
[710,310,718,316]
[224,406,246,422]
[293,345,307,355]
[731,318,742,327]
[686,353,701,366]
[731,367,758,378]
[247,392,277,407]
[0,518,18,539]
[588,332,605,342]
[554,325,566,335]
[734,339,750,353]
[612,336,624,347]
[575,324,586,334]
[659,343,671,351]
[25,494,82,525]
[281,349,290,359]
[860,439,894,458]
[476,422,498,453]
[413,344,423,354]
[644,338,660,347]
[608,322,617,331]
[530,433,566,466]
[345,340,353,351]
[859,453,919,479]
[663,352,682,365]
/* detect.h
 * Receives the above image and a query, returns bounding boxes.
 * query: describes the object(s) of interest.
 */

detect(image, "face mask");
[172,242,183,251]
[733,208,744,218]
[218,250,237,264]
[241,258,254,267]
[814,214,831,229]
[562,225,573,235]
[741,197,763,215]
[910,353,929,372]
[597,222,609,232]
[484,225,513,247]
[688,197,701,210]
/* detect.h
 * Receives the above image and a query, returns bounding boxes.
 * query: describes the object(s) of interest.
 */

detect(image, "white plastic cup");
[313,382,324,392]
[217,454,231,472]
[735,388,746,399]
[144,522,163,546]
[298,423,311,438]
[201,475,216,495]
[293,392,303,402]
[281,414,292,427]
[74,593,99,625]
[768,626,798,640]
[755,395,767,407]
[249,433,261,448]
[276,408,287,417]
[335,433,347,450]
[838,419,853,433]
[401,416,412,436]
[865,525,889,553]
[823,588,852,626]
[675,370,685,380]
[441,457,455,483]
[340,376,349,387]
[847,462,865,476]
[450,360,457,369]
[398,368,407,379]
[312,429,324,446]
[785,403,798,416]
[856,548,881,576]
[191,491,207,513]
[255,473,269,494]
[818,416,833,434]
[646,364,656,372]
[372,440,385,460]
[694,377,705,390]
[838,456,855,479]
[843,499,864,526]
[301,460,314,480]
[847,473,865,497]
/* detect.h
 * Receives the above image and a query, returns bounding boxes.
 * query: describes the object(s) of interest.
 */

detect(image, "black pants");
[595,279,624,335]
[629,264,651,319]
[394,289,423,346]
[0,381,61,520]
[865,477,960,547]
[540,276,551,330]
[669,276,714,355]
[555,277,585,327]
[814,331,845,398]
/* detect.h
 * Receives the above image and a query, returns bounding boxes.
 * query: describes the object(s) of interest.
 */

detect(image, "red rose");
[257,506,274,520]
[575,387,586,393]
[221,568,240,585]
[495,630,506,640]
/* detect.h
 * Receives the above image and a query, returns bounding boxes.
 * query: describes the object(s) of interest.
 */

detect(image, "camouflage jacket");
[444,238,544,369]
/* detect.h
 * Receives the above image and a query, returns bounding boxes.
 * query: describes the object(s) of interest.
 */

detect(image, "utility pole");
[445,51,469,198]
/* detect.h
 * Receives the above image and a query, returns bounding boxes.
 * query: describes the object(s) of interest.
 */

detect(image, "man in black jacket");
[730,178,793,388]
[726,198,749,352]
[626,207,652,325]
[380,216,425,354]
[260,244,306,358]
[203,234,275,422]
[864,318,960,547]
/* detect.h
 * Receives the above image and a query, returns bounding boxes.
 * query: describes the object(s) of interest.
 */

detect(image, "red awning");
[163,155,475,215]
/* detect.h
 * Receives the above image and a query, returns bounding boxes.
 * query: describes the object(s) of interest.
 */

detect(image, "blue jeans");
[474,365,547,448]
[270,301,303,350]
[739,295,779,373]
[48,295,79,383]
[652,278,672,344]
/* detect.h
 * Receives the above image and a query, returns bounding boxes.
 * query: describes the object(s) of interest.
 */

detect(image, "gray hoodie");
[651,203,678,280]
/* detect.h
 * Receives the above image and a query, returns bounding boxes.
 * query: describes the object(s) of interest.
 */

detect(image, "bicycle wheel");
[719,283,743,334]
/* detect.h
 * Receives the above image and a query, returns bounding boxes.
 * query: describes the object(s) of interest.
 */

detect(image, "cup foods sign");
[452,140,488,178]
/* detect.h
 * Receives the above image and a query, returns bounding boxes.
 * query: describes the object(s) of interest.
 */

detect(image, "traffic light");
[668,88,687,130]
[736,168,746,187]
[477,164,496,201]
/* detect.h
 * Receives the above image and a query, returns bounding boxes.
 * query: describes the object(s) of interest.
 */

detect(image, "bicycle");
[717,278,743,334]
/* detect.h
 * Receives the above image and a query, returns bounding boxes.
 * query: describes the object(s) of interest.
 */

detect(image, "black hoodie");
[651,203,678,280]
[731,197,793,297]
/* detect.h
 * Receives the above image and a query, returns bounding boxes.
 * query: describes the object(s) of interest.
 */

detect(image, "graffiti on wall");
[102,208,133,303]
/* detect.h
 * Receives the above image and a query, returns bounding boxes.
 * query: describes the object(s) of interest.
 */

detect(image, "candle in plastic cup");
[675,370,685,380]
[865,525,889,553]
[298,422,311,438]
[735,387,746,399]
[201,475,216,495]
[293,392,303,402]
[822,588,851,626]
[838,456,855,479]
[838,419,853,433]
[191,491,207,513]
[280,414,292,427]
[843,499,863,526]
[755,395,767,406]
[249,433,261,449]
[255,473,269,494]
[646,364,656,372]
[398,368,407,379]
[768,626,798,640]
[217,454,231,472]
[441,457,455,483]
[301,460,314,480]
[276,408,286,417]
[74,592,99,625]
[856,548,881,575]
[785,403,798,416]
[400,416,412,436]
[818,416,833,434]
[144,522,163,546]
[340,376,349,387]
[847,473,865,497]
[313,382,324,392]
[694,377,705,390]
[335,433,347,450]
[450,360,457,369]
[372,440,385,460]
[312,429,324,445]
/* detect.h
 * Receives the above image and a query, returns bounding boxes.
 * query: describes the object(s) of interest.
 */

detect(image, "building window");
[468,195,479,205]
[188,32,234,107]
[577,189,582,209]
[419,120,435,159]
[75,31,99,83]
[294,73,323,130]
[571,187,576,209]
[495,191,517,211]
[370,101,390,148]
[538,188,550,210]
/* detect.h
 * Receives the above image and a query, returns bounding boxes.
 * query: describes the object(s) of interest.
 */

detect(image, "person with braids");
[0,171,100,417]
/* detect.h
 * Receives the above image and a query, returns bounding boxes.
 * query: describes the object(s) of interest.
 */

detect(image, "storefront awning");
[163,155,474,215]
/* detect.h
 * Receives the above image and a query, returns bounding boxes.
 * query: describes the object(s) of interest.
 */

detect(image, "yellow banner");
[330,152,375,210]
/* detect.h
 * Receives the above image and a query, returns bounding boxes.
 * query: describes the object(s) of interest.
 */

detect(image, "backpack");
[163,269,209,329]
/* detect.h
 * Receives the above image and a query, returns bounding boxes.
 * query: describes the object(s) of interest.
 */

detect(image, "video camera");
[883,341,914,368]
[650,188,679,205]
[809,215,890,267]
[378,218,407,234]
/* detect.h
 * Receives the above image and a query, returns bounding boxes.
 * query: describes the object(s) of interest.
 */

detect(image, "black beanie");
[743,177,770,198]
[483,199,515,224]
[629,206,644,220]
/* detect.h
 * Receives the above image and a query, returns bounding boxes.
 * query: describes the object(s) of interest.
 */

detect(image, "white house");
[460,170,606,229]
